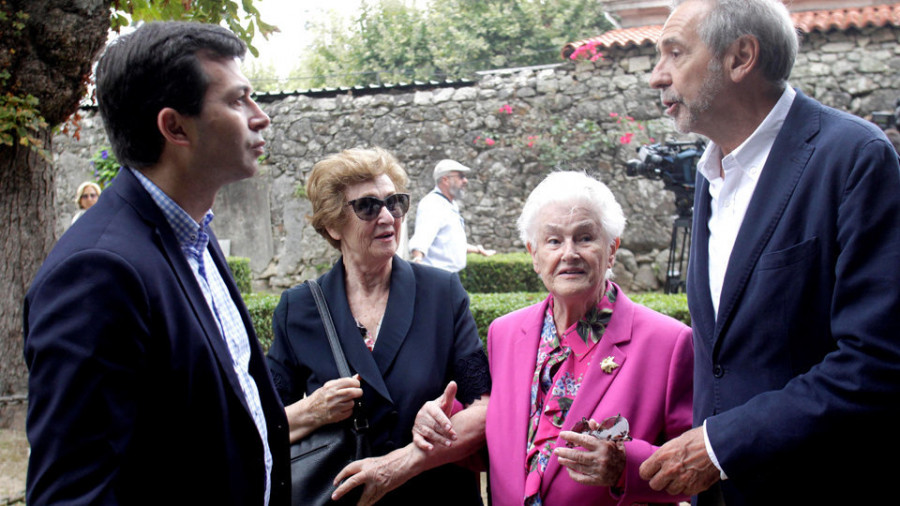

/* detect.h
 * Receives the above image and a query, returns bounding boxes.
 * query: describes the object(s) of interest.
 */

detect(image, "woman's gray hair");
[517,171,626,250]
[672,0,799,87]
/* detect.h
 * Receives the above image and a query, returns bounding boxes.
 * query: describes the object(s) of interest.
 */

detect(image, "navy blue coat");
[688,90,900,504]
[23,168,290,505]
[267,257,489,505]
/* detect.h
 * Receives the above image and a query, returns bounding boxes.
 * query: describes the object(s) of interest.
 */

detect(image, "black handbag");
[290,279,371,506]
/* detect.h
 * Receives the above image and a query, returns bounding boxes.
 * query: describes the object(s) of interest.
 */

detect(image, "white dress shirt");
[696,86,797,479]
[697,86,797,317]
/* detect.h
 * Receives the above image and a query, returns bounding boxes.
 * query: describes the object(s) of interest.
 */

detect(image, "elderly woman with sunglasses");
[480,172,692,506]
[266,147,491,505]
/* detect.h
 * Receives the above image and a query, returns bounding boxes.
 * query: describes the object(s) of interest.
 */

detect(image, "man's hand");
[639,427,720,496]
[412,381,457,451]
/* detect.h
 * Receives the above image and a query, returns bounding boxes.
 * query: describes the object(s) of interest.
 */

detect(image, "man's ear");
[157,107,192,147]
[725,34,759,83]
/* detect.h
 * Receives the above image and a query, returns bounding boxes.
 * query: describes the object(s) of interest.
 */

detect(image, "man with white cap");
[409,159,495,272]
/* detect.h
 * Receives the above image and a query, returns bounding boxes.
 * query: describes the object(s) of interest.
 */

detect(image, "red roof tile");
[793,3,900,32]
[562,3,900,59]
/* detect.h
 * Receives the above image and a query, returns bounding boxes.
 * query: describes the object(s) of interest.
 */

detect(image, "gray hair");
[517,171,626,250]
[671,0,798,87]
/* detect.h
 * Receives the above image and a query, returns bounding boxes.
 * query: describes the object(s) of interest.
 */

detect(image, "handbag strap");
[308,279,370,433]
[308,279,352,378]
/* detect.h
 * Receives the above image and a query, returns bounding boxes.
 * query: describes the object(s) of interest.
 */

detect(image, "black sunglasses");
[347,193,410,221]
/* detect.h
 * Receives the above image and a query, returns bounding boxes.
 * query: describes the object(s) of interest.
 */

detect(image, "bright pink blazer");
[486,286,693,506]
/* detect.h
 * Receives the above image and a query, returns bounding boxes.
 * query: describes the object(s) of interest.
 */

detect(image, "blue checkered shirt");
[132,168,272,505]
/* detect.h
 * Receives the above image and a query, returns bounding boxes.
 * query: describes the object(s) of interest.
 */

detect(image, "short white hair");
[517,171,626,249]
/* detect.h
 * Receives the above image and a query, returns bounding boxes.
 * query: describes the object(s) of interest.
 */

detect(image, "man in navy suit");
[639,0,900,504]
[23,22,289,505]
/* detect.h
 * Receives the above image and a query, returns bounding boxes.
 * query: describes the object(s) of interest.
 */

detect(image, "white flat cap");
[433,159,472,181]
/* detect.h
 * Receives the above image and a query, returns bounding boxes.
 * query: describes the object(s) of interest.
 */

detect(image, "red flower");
[569,41,605,62]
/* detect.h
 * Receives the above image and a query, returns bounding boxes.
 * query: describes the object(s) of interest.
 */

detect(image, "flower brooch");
[600,356,619,374]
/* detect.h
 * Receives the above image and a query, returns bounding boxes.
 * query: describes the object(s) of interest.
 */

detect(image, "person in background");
[471,171,693,505]
[640,0,900,504]
[70,181,101,224]
[408,159,495,272]
[24,21,289,505]
[267,147,491,505]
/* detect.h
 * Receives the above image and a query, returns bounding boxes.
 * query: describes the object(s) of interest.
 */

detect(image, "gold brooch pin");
[600,356,619,373]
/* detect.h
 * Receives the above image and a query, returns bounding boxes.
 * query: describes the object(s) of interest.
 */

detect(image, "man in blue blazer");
[639,1,900,504]
[23,22,289,505]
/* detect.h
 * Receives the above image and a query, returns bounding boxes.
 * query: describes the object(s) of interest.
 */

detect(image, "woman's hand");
[331,446,421,506]
[555,420,627,487]
[412,381,457,451]
[309,375,364,425]
[332,391,489,504]
[285,375,363,442]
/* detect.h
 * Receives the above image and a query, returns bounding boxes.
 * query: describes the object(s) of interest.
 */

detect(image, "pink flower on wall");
[498,104,513,115]
[570,40,604,62]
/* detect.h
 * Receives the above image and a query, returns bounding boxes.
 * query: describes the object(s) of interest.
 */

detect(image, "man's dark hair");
[95,22,246,169]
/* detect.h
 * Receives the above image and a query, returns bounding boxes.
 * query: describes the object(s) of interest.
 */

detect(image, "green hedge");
[241,290,689,353]
[468,291,689,347]
[227,256,252,294]
[244,292,280,352]
[468,292,546,346]
[458,252,544,293]
[631,291,691,327]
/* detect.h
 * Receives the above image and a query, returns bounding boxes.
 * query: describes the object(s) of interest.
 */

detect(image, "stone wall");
[51,24,900,293]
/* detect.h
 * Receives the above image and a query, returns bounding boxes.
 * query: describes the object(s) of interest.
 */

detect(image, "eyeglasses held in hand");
[567,414,632,447]
[347,193,410,221]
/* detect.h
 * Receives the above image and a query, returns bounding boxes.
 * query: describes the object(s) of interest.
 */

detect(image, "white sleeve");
[408,195,443,255]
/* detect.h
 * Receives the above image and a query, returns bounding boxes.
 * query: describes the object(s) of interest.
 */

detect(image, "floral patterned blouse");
[524,282,617,505]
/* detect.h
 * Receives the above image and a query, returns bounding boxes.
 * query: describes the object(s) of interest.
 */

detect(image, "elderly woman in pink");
[485,171,692,505]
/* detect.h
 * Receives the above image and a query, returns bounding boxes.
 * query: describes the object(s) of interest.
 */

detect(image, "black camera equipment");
[625,140,705,294]
[870,111,895,130]
[870,98,900,131]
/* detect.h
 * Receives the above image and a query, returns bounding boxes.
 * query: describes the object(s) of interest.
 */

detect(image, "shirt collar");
[698,86,797,183]
[432,186,457,207]
[130,168,214,258]
[545,281,617,361]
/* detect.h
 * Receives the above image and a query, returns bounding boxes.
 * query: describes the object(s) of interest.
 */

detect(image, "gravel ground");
[0,428,27,502]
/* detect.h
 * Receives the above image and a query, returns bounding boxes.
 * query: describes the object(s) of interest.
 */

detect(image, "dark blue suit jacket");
[23,168,290,505]
[267,257,489,504]
[688,90,900,504]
